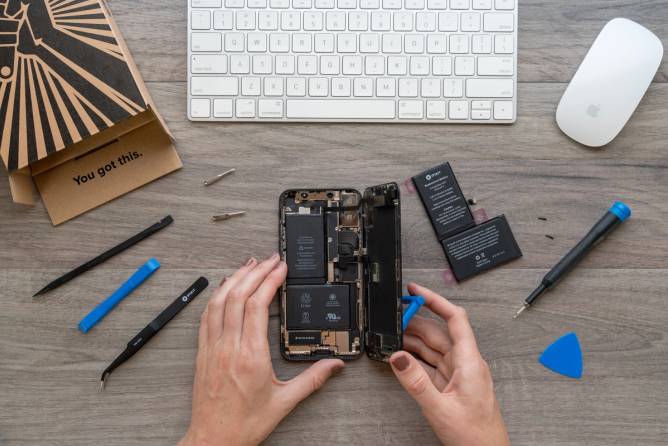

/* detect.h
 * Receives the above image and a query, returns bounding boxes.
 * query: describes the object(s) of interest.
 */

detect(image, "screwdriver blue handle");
[402,295,425,331]
[78,258,160,333]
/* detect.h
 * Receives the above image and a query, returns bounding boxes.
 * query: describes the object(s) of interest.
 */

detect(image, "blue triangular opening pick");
[539,332,583,379]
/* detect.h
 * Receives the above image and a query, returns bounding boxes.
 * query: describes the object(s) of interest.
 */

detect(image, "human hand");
[179,254,345,446]
[390,283,510,446]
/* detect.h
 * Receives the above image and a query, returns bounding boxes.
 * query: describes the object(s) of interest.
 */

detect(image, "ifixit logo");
[425,170,442,181]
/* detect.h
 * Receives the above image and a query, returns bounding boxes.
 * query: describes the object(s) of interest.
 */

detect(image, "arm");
[179,254,345,446]
[390,282,510,446]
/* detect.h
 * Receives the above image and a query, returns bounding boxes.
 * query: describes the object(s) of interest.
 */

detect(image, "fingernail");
[245,257,256,266]
[391,354,410,371]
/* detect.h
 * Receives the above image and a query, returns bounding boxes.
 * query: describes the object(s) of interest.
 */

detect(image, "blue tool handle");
[402,295,425,331]
[78,258,160,333]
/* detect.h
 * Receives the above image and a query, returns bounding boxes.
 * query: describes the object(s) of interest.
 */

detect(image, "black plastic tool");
[33,216,174,297]
[100,276,209,389]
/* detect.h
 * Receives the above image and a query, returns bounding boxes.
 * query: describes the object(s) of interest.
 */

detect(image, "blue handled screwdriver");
[514,201,631,318]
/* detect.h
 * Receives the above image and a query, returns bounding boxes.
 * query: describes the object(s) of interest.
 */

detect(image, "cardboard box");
[0,0,181,224]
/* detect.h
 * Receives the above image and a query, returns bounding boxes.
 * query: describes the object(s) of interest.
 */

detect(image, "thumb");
[390,352,441,408]
[282,359,344,408]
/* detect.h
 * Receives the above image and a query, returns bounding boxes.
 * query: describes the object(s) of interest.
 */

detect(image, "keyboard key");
[353,77,374,96]
[225,0,244,7]
[448,100,468,119]
[281,11,301,29]
[421,78,440,97]
[337,33,357,52]
[383,0,402,8]
[286,77,307,95]
[270,33,290,52]
[252,54,272,74]
[191,33,221,52]
[416,12,437,32]
[477,56,513,75]
[242,77,261,95]
[286,100,396,118]
[264,77,284,95]
[321,55,341,74]
[191,98,210,118]
[382,34,402,53]
[236,11,256,29]
[191,11,211,30]
[427,0,446,9]
[314,33,335,52]
[213,11,233,29]
[449,35,469,53]
[338,0,357,8]
[365,55,385,74]
[387,56,407,75]
[349,11,369,30]
[191,55,227,74]
[191,77,238,95]
[405,34,424,53]
[471,109,491,119]
[494,34,514,53]
[405,0,424,9]
[438,12,458,31]
[472,100,491,109]
[298,55,317,74]
[426,100,446,119]
[450,0,469,9]
[461,12,481,32]
[343,55,363,74]
[192,0,221,7]
[483,13,514,31]
[398,100,423,119]
[399,78,418,97]
[293,33,312,52]
[304,11,324,30]
[230,55,250,73]
[466,78,513,97]
[493,100,513,119]
[495,0,514,10]
[309,77,329,96]
[214,99,233,117]
[248,33,268,52]
[376,78,396,96]
[315,0,335,7]
[224,33,245,51]
[236,99,256,117]
[455,56,475,75]
[360,0,380,8]
[276,55,295,73]
[472,34,492,53]
[371,12,391,30]
[332,77,351,96]
[473,0,492,9]
[444,78,463,97]
[393,12,413,31]
[326,11,346,30]
[259,11,279,29]
[360,33,380,53]
[271,0,290,6]
[409,56,429,75]
[432,56,452,75]
[259,99,284,117]
[293,0,312,7]
[248,0,267,7]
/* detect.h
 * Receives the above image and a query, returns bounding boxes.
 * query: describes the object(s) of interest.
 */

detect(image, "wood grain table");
[1,1,667,445]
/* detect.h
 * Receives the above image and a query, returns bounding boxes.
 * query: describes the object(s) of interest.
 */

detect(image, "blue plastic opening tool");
[515,201,631,318]
[78,258,160,333]
[402,295,425,330]
[539,332,583,379]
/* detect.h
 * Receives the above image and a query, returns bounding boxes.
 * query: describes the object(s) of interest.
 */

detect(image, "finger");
[390,351,441,408]
[242,262,287,349]
[222,253,281,348]
[403,334,442,368]
[206,258,257,343]
[407,282,479,354]
[416,359,449,392]
[281,359,345,409]
[196,305,209,372]
[405,315,452,354]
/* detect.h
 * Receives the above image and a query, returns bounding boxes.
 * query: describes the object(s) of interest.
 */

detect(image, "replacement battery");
[413,162,475,241]
[442,215,522,281]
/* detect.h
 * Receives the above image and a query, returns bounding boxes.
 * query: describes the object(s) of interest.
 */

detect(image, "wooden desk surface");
[1,1,667,445]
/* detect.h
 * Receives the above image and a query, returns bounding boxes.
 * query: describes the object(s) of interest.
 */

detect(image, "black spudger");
[100,277,209,390]
[33,216,174,297]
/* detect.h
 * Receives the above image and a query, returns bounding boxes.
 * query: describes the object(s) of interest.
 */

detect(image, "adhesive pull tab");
[539,332,583,379]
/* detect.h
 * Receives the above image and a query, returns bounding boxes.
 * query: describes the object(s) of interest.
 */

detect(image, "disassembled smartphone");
[279,184,402,362]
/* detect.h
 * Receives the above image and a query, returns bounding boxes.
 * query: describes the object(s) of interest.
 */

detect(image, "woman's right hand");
[389,283,510,446]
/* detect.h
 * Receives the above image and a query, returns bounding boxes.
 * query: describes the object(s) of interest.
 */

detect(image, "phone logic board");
[279,185,402,362]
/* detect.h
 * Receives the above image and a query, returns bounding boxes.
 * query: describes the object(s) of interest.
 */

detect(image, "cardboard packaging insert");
[0,0,181,224]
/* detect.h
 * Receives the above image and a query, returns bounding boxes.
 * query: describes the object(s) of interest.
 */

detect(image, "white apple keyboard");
[188,0,517,122]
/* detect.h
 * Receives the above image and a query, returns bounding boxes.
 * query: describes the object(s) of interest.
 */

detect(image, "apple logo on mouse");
[586,104,601,118]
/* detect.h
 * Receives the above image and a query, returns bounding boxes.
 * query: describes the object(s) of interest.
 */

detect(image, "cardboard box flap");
[0,0,148,172]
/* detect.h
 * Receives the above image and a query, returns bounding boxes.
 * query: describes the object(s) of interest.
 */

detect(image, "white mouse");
[556,18,663,147]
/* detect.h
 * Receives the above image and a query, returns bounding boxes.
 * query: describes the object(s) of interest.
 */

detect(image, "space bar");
[286,100,396,119]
